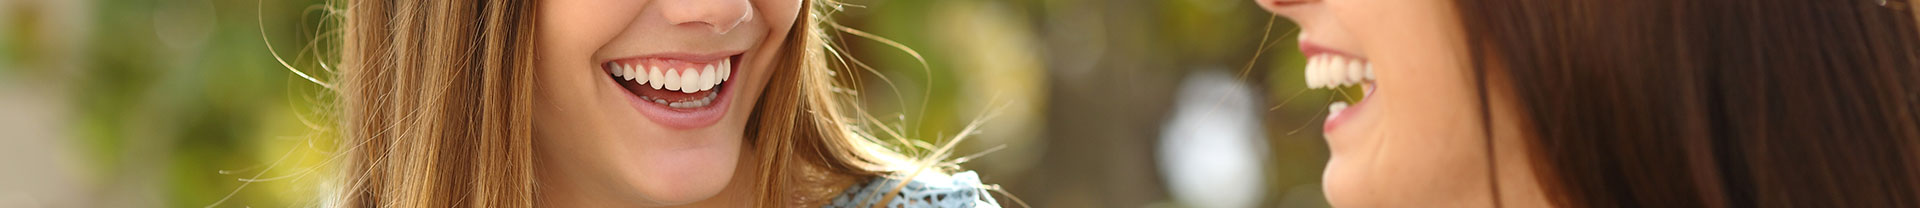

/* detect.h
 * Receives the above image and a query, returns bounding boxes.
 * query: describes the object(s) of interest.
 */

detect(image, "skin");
[532,0,800,206]
[1256,0,1552,207]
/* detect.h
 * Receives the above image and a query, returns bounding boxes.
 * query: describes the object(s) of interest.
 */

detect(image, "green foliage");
[66,0,333,206]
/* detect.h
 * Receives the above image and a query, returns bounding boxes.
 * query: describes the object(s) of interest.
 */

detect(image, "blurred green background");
[0,0,1347,207]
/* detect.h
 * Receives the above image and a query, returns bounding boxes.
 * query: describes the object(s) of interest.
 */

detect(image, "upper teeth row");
[610,58,732,93]
[1304,54,1374,89]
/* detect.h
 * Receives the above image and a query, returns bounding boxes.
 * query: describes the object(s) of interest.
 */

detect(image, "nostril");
[679,9,751,35]
[677,21,738,35]
[658,0,754,34]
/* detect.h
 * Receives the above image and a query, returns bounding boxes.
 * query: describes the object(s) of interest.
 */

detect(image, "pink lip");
[600,51,744,64]
[604,53,743,130]
[1297,40,1366,60]
[1323,85,1373,132]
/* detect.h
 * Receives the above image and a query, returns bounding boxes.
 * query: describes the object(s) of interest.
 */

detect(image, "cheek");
[534,0,636,132]
[1321,0,1491,206]
[755,0,802,27]
[1325,0,1461,56]
[1327,127,1492,207]
[536,0,642,94]
[539,0,640,57]
[1334,0,1479,147]
[728,0,800,113]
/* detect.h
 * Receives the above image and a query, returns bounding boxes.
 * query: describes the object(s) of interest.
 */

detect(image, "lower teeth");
[642,92,720,109]
[1328,101,1349,118]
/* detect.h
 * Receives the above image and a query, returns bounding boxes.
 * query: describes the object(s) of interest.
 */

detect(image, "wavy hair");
[327,0,931,206]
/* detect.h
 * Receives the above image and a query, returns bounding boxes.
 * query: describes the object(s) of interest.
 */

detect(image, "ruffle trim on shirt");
[824,171,1001,208]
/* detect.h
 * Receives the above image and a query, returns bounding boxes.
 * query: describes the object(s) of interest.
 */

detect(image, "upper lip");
[1263,0,1311,7]
[1297,40,1366,60]
[600,50,744,64]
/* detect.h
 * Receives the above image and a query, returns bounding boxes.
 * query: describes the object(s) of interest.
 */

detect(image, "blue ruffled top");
[822,171,1001,208]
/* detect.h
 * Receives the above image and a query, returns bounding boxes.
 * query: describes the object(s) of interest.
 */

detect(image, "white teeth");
[1303,55,1375,89]
[663,69,682,91]
[613,64,624,78]
[698,65,716,91]
[1303,56,1317,88]
[624,64,639,81]
[642,92,719,109]
[1329,101,1349,118]
[633,64,648,85]
[1327,56,1349,87]
[615,64,627,79]
[719,59,730,82]
[1327,56,1348,88]
[611,60,734,93]
[1313,56,1332,88]
[679,68,698,93]
[712,64,723,88]
[1364,63,1375,80]
[626,64,639,82]
[1319,56,1337,88]
[611,60,728,108]
[1346,59,1365,83]
[611,63,625,77]
[648,66,664,90]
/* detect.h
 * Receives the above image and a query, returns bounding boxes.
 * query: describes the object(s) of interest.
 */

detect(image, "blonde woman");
[327,0,998,207]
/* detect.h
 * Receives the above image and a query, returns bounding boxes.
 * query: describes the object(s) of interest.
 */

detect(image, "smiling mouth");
[1304,53,1375,124]
[605,55,741,109]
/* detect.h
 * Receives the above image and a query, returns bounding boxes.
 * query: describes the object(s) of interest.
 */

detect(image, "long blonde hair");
[329,0,910,206]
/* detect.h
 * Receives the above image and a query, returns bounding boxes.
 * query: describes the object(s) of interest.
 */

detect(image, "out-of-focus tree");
[833,0,1333,207]
[0,0,336,206]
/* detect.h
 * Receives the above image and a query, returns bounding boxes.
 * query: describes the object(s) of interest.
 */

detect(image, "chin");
[618,141,743,205]
[1321,158,1373,208]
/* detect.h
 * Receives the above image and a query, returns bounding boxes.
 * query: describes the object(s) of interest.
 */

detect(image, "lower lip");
[1324,85,1373,132]
[611,57,739,130]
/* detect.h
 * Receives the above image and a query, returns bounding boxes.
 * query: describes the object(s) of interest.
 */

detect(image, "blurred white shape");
[1158,69,1268,208]
[0,0,93,207]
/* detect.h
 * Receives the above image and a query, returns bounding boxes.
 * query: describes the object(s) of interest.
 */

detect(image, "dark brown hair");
[1453,0,1920,207]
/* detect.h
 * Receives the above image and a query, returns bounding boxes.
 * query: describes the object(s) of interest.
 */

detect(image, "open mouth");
[602,53,743,129]
[1302,53,1375,129]
[605,55,741,110]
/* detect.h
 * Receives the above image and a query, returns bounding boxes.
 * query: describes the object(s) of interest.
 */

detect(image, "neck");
[537,149,762,207]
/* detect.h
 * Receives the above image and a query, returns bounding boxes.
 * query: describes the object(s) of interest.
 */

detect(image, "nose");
[656,0,754,34]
